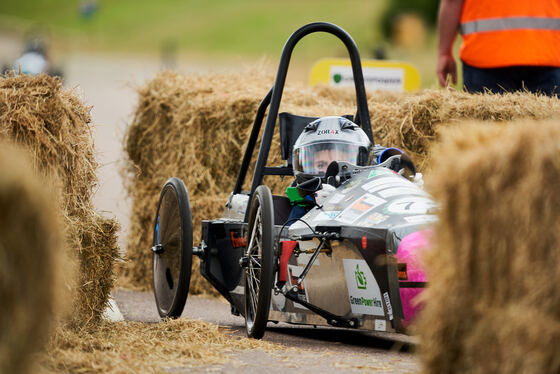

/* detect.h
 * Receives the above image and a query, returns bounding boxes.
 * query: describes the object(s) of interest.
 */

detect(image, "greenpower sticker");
[343,259,384,316]
[355,264,367,289]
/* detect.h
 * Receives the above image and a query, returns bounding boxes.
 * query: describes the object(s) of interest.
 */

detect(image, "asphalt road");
[114,289,420,373]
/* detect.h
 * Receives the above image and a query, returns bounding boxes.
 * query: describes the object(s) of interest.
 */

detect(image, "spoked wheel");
[244,185,276,339]
[152,177,193,318]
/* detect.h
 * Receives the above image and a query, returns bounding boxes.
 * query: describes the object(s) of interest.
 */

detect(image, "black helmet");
[292,116,372,176]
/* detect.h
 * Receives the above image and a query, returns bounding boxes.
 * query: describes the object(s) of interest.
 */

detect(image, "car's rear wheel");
[244,185,275,339]
[152,177,193,319]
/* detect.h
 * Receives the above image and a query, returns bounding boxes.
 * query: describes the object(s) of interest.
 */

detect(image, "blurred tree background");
[380,0,440,39]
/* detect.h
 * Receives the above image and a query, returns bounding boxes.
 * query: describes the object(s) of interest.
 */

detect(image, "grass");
[1,0,449,89]
[1,0,386,58]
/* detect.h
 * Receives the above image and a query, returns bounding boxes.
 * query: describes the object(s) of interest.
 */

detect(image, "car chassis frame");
[151,22,430,339]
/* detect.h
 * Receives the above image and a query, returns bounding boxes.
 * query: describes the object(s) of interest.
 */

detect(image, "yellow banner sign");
[309,58,421,92]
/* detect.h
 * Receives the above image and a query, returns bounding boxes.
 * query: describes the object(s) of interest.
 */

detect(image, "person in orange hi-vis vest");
[437,0,560,96]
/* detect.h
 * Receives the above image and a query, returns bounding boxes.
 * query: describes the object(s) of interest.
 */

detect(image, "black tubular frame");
[232,22,374,220]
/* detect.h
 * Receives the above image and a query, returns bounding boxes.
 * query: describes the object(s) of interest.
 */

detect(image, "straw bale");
[417,120,560,373]
[38,319,283,373]
[0,143,65,374]
[0,74,120,328]
[123,69,560,291]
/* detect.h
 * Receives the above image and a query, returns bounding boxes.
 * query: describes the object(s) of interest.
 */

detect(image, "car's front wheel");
[244,185,275,339]
[152,177,193,319]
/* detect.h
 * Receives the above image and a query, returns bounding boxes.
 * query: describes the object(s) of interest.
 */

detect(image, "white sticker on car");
[404,215,438,224]
[383,292,394,320]
[359,212,389,226]
[335,194,386,224]
[375,319,387,332]
[313,211,340,222]
[362,177,411,193]
[328,193,345,204]
[368,168,394,178]
[377,186,427,198]
[385,196,437,215]
[343,259,384,316]
[339,179,360,194]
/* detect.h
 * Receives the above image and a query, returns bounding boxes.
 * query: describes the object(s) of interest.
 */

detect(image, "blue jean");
[286,205,308,225]
[463,62,560,97]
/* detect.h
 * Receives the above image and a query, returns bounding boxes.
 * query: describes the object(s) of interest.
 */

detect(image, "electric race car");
[151,22,436,339]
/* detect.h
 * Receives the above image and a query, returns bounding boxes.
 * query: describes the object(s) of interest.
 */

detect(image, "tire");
[152,177,193,318]
[244,185,276,339]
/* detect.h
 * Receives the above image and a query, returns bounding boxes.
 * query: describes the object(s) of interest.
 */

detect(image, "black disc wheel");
[152,177,193,318]
[244,185,276,339]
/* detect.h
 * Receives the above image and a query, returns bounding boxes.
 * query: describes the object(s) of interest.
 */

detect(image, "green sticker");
[333,73,342,84]
[368,169,391,178]
[355,264,367,290]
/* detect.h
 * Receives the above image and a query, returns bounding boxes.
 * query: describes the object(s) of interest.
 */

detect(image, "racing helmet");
[292,116,372,176]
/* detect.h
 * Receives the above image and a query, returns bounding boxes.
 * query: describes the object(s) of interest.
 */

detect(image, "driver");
[286,116,421,223]
[287,116,375,222]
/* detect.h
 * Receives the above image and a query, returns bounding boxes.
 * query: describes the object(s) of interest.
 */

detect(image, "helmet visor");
[294,142,361,175]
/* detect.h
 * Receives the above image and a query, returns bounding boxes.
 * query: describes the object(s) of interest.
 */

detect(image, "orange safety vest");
[460,0,560,68]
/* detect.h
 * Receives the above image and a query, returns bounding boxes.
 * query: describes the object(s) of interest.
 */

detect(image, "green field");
[1,1,387,56]
[0,0,447,87]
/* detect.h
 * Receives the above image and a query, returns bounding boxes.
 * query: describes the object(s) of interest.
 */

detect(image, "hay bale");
[39,319,282,372]
[123,69,560,291]
[0,74,120,328]
[417,120,560,373]
[0,143,65,374]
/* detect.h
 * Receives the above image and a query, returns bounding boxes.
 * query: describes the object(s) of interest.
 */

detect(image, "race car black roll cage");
[232,22,374,216]
[215,22,383,334]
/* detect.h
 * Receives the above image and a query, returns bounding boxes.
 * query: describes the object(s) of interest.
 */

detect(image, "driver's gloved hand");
[326,175,341,188]
[389,157,402,172]
[315,184,336,206]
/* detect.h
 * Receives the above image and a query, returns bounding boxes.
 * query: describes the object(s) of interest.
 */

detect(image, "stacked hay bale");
[0,74,120,328]
[0,143,66,374]
[123,68,560,292]
[417,120,560,373]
